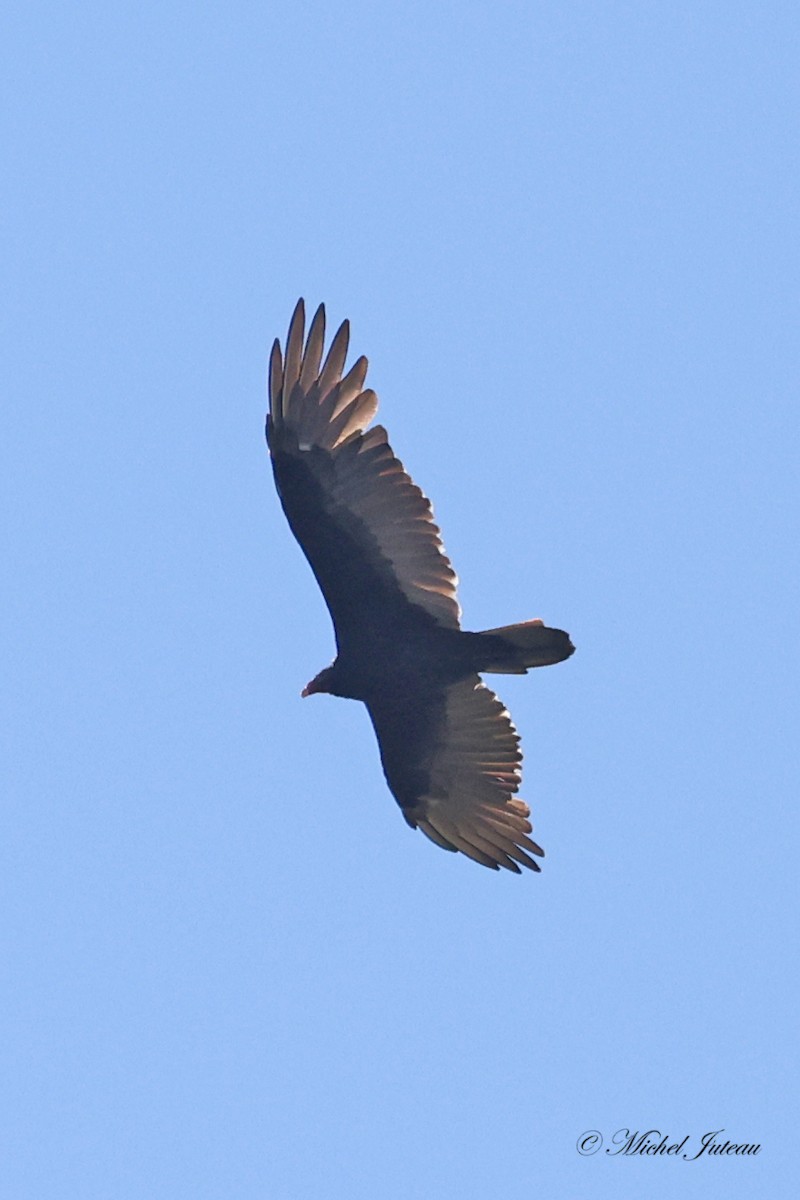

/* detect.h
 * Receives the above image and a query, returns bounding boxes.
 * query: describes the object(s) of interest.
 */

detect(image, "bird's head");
[301,664,337,698]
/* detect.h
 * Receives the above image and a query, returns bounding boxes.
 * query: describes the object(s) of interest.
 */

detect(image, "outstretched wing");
[366,676,544,873]
[267,300,460,638]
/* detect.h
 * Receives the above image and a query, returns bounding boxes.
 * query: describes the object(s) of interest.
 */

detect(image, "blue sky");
[2,2,796,1197]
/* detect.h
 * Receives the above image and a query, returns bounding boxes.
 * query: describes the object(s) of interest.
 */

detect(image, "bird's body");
[266,300,574,873]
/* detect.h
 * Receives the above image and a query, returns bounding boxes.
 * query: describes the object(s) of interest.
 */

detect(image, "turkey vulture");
[266,300,574,873]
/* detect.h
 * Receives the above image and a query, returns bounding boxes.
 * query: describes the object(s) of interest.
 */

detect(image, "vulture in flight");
[266,300,574,873]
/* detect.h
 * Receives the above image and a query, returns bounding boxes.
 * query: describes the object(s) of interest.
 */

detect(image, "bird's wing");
[267,300,461,636]
[366,676,544,873]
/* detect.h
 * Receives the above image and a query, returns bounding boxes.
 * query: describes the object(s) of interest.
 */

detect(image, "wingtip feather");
[268,338,283,421]
[283,299,306,399]
[299,303,326,388]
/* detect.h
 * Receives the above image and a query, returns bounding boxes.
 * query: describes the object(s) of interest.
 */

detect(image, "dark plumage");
[266,300,574,872]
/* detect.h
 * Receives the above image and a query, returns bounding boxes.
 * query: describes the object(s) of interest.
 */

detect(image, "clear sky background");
[2,2,796,1197]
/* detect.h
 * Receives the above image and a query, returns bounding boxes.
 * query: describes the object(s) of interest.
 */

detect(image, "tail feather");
[479,619,575,673]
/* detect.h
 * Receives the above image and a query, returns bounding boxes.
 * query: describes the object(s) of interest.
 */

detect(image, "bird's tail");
[478,620,575,673]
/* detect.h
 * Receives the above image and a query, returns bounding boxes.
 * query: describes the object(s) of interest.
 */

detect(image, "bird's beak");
[301,668,330,697]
